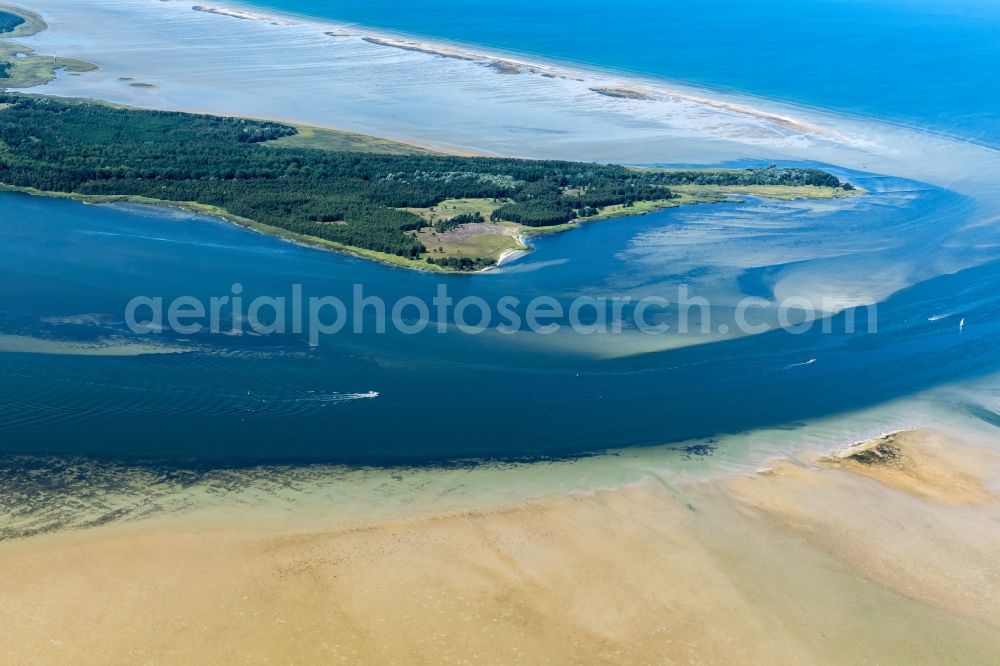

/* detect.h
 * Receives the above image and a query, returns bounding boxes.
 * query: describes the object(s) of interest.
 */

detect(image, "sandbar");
[2,429,998,663]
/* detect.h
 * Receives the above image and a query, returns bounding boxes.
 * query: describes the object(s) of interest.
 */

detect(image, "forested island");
[0,94,857,271]
[0,6,96,87]
[0,10,26,34]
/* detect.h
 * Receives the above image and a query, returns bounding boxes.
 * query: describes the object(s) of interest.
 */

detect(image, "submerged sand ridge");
[190,2,853,145]
[2,429,1000,664]
[729,430,1000,630]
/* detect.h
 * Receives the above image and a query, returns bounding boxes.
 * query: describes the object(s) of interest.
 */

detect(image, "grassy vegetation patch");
[0,42,96,88]
[670,183,863,201]
[266,124,432,156]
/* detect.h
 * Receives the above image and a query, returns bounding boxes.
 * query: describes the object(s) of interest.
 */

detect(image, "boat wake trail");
[243,389,379,412]
[0,360,378,431]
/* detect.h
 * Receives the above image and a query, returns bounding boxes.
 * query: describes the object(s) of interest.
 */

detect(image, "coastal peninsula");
[0,93,857,272]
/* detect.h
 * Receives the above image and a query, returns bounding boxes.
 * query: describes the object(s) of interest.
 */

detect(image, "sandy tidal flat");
[2,430,999,664]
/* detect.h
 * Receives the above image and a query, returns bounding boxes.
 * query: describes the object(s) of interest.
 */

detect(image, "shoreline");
[0,178,867,275]
[13,0,1000,200]
[0,158,861,275]
[3,428,999,662]
[175,0,885,151]
[0,184,451,272]
[214,0,1000,157]
[188,0,850,144]
[161,0,970,158]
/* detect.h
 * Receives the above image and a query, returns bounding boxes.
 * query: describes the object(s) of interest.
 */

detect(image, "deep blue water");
[2,168,999,464]
[3,1,1000,465]
[244,0,1000,147]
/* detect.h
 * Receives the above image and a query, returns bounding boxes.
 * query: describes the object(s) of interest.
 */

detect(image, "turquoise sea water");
[244,0,1000,147]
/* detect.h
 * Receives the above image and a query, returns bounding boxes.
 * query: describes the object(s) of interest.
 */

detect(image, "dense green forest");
[436,212,484,232]
[425,255,494,271]
[0,11,26,34]
[0,94,852,264]
[652,168,845,189]
[0,62,11,78]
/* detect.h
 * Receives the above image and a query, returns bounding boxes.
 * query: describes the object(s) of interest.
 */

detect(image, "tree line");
[0,94,851,262]
[650,166,844,188]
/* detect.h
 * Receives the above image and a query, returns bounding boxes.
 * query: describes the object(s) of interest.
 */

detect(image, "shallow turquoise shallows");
[243,0,1000,147]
